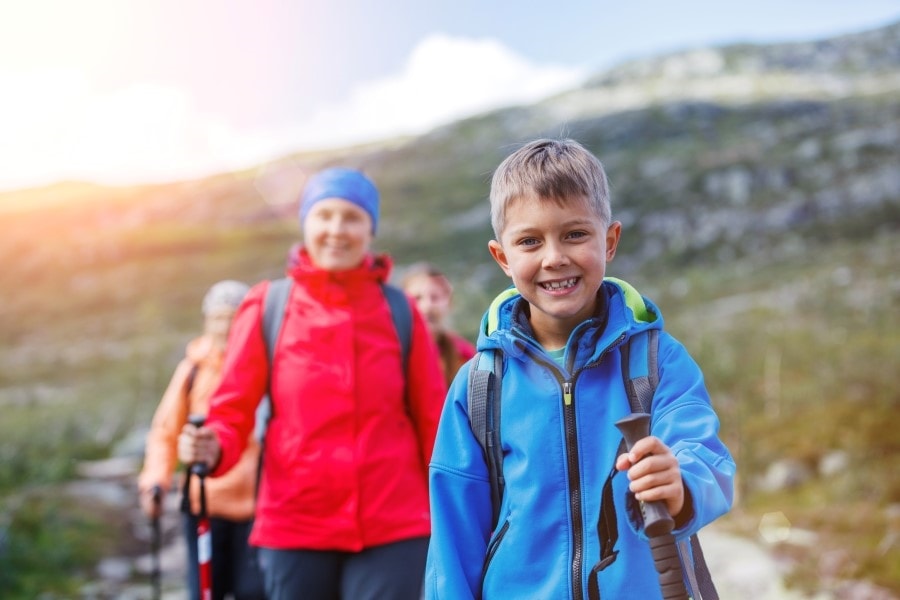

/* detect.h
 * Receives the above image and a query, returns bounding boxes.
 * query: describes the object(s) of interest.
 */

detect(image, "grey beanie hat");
[202,280,250,315]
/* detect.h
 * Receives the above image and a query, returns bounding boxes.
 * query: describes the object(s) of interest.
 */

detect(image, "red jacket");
[206,249,447,551]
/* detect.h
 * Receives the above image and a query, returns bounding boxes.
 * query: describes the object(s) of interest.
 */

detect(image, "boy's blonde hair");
[489,138,611,238]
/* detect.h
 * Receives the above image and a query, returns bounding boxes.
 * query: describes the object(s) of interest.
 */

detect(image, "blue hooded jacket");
[425,279,735,600]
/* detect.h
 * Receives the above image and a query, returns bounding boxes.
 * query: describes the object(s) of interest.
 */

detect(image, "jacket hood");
[476,277,662,360]
[286,245,393,287]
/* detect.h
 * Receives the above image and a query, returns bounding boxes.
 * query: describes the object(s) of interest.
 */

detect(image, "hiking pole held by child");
[188,414,213,600]
[615,413,689,600]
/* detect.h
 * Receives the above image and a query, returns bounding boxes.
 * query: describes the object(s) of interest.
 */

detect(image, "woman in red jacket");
[178,167,447,600]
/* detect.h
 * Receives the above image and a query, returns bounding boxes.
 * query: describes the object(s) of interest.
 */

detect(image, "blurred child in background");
[139,280,265,600]
[402,262,475,386]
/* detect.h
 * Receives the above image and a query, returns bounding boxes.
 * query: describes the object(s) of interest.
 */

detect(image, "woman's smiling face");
[303,197,374,271]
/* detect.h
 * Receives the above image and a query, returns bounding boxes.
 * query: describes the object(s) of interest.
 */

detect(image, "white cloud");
[285,33,588,149]
[0,34,586,190]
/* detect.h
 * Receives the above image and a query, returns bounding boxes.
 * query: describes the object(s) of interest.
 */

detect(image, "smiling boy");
[425,139,735,599]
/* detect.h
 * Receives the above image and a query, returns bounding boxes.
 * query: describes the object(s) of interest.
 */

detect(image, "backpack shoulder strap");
[380,283,412,371]
[467,349,505,529]
[262,277,292,365]
[620,328,659,414]
[619,328,719,600]
[256,277,292,445]
[184,362,200,396]
[591,332,659,597]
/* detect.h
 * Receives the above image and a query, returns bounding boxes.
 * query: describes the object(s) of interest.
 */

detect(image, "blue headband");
[299,167,379,234]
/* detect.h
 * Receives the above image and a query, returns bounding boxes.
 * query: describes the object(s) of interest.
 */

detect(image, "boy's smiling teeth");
[542,277,578,291]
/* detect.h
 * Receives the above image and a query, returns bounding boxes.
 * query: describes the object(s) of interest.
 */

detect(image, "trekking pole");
[188,414,213,600]
[150,484,162,600]
[615,413,689,600]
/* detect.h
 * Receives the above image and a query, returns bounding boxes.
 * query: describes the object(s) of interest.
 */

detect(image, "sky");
[1,0,898,192]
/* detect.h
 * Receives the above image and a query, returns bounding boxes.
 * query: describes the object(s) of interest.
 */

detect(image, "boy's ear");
[606,221,622,261]
[488,240,512,277]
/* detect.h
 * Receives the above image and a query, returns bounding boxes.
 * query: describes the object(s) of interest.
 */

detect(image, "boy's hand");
[615,436,684,518]
[177,424,222,471]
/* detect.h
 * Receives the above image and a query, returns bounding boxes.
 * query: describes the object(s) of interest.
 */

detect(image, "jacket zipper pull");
[563,381,573,406]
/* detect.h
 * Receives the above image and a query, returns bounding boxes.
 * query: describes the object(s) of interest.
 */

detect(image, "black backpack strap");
[467,349,505,530]
[252,277,293,498]
[184,363,200,396]
[262,278,292,365]
[621,329,657,414]
[380,283,412,372]
[590,332,649,600]
[690,532,718,599]
[591,329,718,600]
[257,277,292,443]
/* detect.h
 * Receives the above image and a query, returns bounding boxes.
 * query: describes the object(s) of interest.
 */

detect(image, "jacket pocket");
[481,519,510,587]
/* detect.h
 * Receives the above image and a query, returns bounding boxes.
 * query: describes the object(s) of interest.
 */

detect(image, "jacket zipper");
[565,332,628,600]
[509,331,626,600]
[509,332,585,600]
[562,377,584,600]
[568,333,625,599]
[482,519,510,583]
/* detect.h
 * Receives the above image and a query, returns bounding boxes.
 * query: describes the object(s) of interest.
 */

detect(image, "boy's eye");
[517,237,540,247]
[567,230,588,241]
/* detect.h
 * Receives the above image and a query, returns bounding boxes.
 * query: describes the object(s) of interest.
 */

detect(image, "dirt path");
[71,456,188,600]
[696,524,803,599]
[70,455,870,600]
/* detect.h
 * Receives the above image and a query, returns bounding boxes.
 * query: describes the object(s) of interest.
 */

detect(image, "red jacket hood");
[286,245,393,288]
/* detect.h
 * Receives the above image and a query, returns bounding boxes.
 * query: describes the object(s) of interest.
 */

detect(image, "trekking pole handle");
[188,414,209,477]
[615,413,689,600]
[615,413,674,537]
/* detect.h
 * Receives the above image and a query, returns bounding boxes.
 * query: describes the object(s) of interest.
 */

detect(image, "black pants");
[182,513,266,600]
[257,536,429,600]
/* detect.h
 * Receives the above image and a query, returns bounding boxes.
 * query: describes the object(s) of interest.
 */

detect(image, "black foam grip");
[649,533,688,600]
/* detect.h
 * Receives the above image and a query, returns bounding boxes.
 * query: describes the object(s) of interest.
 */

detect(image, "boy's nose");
[542,244,570,268]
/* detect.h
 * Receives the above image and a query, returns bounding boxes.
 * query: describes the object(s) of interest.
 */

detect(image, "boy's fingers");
[627,454,680,482]
[617,436,667,471]
[627,463,677,491]
[625,436,666,462]
[633,481,681,504]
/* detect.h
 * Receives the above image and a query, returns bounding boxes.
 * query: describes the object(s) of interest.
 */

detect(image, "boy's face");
[488,193,621,347]
[303,197,373,271]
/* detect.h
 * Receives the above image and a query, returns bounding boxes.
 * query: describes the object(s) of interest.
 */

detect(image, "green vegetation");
[653,235,900,595]
[0,491,126,597]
